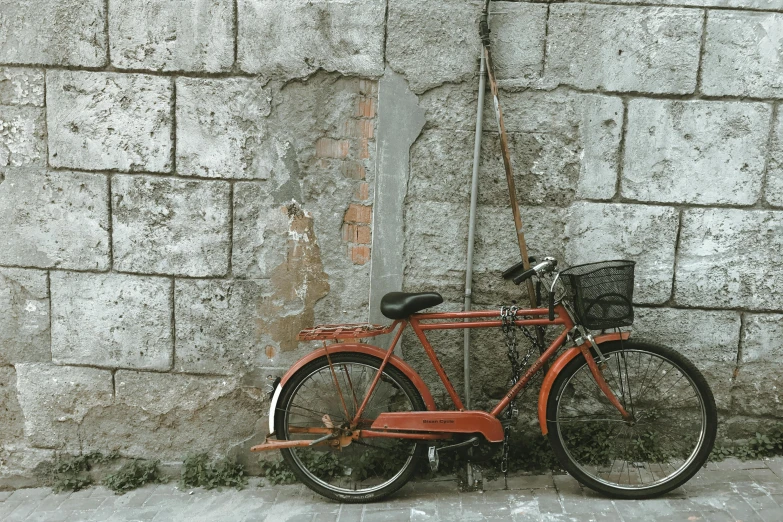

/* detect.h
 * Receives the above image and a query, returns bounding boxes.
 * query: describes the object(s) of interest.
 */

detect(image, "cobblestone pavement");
[2,458,783,521]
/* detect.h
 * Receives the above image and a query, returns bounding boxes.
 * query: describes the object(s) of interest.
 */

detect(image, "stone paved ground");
[2,458,783,521]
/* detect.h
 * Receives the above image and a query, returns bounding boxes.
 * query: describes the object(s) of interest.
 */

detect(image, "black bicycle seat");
[380,292,443,319]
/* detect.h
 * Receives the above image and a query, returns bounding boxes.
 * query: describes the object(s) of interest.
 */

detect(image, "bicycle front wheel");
[546,340,717,499]
[275,352,426,502]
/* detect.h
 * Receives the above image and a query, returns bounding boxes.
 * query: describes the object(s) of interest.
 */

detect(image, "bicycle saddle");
[380,292,443,319]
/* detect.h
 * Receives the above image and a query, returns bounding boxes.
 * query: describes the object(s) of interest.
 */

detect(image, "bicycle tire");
[546,339,717,499]
[275,352,426,502]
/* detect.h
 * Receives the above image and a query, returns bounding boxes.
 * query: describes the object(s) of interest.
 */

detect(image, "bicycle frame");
[252,303,630,452]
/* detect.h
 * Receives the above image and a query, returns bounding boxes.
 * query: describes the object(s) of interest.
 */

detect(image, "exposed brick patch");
[342,224,371,244]
[344,204,373,224]
[316,137,350,159]
[350,245,371,265]
[354,182,370,202]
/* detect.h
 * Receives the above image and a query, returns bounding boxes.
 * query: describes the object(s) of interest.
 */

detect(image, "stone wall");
[0,0,781,484]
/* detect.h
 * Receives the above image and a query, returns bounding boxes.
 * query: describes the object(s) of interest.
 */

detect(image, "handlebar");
[502,257,558,285]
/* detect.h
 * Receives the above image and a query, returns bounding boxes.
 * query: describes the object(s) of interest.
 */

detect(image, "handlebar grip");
[548,291,555,321]
[512,268,537,285]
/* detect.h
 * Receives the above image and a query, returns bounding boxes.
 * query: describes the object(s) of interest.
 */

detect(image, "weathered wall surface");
[0,0,781,483]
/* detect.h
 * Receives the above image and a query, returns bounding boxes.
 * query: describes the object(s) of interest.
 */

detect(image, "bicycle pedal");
[428,446,439,472]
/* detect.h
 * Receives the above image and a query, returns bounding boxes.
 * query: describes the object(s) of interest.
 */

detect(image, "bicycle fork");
[576,334,633,422]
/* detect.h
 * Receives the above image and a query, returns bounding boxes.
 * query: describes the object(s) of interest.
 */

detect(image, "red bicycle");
[252,258,717,502]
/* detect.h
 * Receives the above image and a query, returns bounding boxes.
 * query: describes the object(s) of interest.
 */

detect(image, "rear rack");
[297,323,396,341]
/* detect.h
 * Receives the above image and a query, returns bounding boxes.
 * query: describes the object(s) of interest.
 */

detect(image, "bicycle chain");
[499,305,545,487]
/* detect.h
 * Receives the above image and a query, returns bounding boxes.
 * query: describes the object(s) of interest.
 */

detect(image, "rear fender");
[269,344,437,434]
[537,332,631,435]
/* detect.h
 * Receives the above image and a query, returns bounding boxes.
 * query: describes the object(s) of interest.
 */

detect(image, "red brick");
[358,79,379,96]
[344,119,374,139]
[359,138,370,159]
[351,245,371,265]
[342,161,366,180]
[356,97,376,118]
[344,204,372,224]
[342,223,371,244]
[354,182,370,201]
[316,137,350,159]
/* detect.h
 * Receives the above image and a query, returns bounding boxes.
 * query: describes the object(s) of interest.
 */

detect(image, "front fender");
[269,344,437,434]
[537,332,630,435]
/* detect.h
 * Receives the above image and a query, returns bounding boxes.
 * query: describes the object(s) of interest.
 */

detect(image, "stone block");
[702,12,783,98]
[0,105,46,167]
[51,272,172,370]
[0,169,109,270]
[0,68,45,106]
[386,0,482,93]
[766,109,783,207]
[15,363,113,449]
[176,77,273,179]
[0,0,106,66]
[0,367,24,443]
[583,0,783,9]
[175,279,272,374]
[633,308,741,410]
[109,0,233,72]
[565,202,679,304]
[410,92,622,206]
[112,175,230,277]
[238,0,385,79]
[675,209,783,310]
[47,71,173,172]
[623,99,770,205]
[545,5,702,94]
[0,268,50,365]
[734,313,783,416]
[404,201,565,286]
[487,3,548,88]
[79,371,264,460]
[742,313,783,364]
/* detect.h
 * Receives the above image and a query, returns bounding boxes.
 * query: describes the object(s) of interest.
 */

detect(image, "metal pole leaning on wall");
[479,0,538,311]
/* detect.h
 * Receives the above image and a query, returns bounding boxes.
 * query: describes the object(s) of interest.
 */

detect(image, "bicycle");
[251,257,718,503]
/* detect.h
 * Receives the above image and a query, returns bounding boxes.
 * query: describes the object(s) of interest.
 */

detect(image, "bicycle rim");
[280,358,421,496]
[553,347,709,491]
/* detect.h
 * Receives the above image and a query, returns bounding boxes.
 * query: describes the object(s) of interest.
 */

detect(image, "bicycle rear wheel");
[275,353,426,502]
[546,340,717,499]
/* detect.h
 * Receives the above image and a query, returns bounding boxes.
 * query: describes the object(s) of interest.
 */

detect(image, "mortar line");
[695,9,709,95]
[759,102,778,207]
[47,270,53,362]
[730,313,746,412]
[170,77,177,175]
[44,359,236,378]
[104,0,111,67]
[525,0,783,13]
[227,181,235,277]
[541,3,551,79]
[614,98,630,201]
[382,0,390,65]
[170,277,176,372]
[45,165,242,184]
[233,0,239,68]
[111,369,116,400]
[43,69,49,169]
[0,262,267,282]
[668,208,684,306]
[13,58,783,105]
[107,174,114,270]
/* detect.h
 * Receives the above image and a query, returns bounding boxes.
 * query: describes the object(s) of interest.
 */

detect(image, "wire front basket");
[560,260,635,330]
